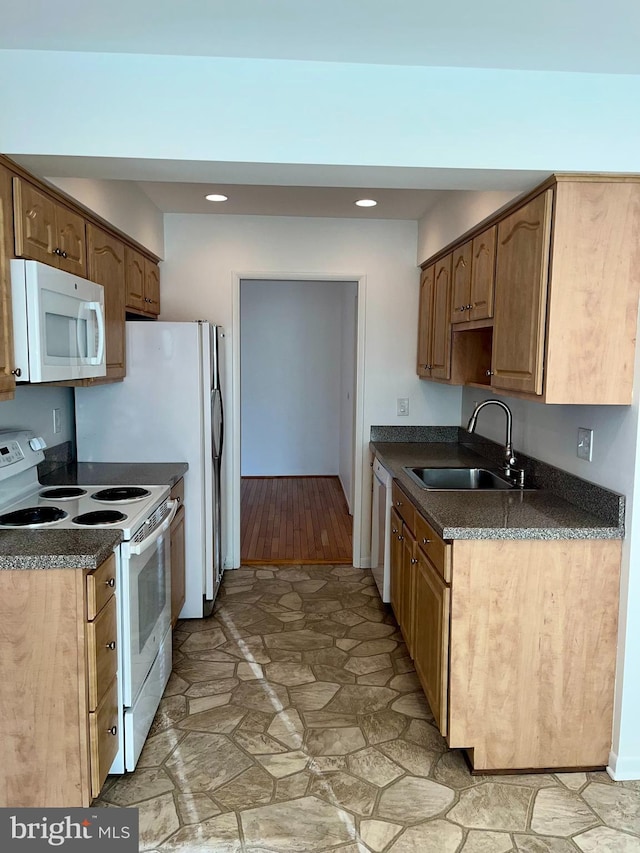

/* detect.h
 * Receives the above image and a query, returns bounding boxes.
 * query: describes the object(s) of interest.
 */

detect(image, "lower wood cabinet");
[389,478,622,772]
[0,552,120,806]
[170,478,186,626]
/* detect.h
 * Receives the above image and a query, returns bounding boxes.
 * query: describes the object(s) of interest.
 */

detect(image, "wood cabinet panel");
[451,242,472,323]
[400,526,416,658]
[144,259,160,315]
[86,552,117,621]
[414,550,450,736]
[469,226,496,322]
[87,594,118,712]
[492,191,553,396]
[391,481,414,530]
[13,178,57,264]
[87,225,126,380]
[125,246,146,312]
[171,505,186,627]
[390,508,403,622]
[416,265,434,376]
[414,512,451,582]
[430,254,452,380]
[0,165,15,397]
[56,206,86,276]
[89,676,119,799]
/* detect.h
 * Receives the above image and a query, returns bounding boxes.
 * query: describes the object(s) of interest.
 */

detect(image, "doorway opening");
[238,277,359,564]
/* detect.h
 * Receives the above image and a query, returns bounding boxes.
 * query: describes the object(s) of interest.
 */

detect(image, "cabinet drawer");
[86,552,116,620]
[170,478,184,507]
[392,482,415,531]
[89,676,119,799]
[415,513,451,583]
[87,595,118,712]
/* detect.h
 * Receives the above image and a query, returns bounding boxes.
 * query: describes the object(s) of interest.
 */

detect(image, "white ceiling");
[2,0,639,74]
[5,1,636,218]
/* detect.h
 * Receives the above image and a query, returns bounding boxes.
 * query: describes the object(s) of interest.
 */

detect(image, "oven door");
[120,501,177,706]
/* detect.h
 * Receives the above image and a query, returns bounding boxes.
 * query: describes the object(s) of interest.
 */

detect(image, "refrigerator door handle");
[211,387,224,459]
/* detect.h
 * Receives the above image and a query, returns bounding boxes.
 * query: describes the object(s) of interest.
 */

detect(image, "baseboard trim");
[608,749,640,781]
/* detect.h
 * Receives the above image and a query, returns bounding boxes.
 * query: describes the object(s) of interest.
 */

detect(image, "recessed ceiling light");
[355,198,377,208]
[205,193,228,202]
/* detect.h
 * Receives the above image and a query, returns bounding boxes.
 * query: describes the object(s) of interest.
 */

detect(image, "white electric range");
[0,430,177,772]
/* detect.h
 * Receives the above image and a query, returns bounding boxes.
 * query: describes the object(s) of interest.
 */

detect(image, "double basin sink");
[404,466,524,491]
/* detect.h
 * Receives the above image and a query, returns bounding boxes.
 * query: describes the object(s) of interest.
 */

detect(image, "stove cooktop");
[0,483,170,539]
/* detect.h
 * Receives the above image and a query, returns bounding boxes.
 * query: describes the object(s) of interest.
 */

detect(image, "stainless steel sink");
[403,466,515,490]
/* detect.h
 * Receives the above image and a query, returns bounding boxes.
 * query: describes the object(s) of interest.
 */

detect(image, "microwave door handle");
[128,500,179,556]
[85,301,105,365]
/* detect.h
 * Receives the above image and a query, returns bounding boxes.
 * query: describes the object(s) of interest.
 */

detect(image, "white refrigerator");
[75,320,225,618]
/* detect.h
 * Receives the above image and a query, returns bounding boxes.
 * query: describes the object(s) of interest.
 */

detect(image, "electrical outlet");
[577,427,593,461]
[397,398,409,416]
[53,408,62,434]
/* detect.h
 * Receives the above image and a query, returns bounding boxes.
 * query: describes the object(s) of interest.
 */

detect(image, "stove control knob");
[29,437,47,451]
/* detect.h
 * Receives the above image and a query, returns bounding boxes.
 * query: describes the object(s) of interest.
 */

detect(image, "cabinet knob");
[397,535,404,541]
[395,500,402,507]
[466,304,473,310]
[11,368,21,377]
[53,247,62,256]
[422,537,431,544]
[426,364,432,370]
[105,577,116,588]
[106,641,116,650]
[410,558,418,564]
[107,726,117,736]
[485,370,494,377]
[61,251,68,259]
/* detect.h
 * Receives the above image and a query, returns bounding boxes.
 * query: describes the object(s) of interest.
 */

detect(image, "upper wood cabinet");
[430,254,452,380]
[0,165,16,398]
[13,178,87,277]
[87,225,126,381]
[416,266,434,377]
[416,256,452,381]
[418,175,640,404]
[125,247,160,316]
[492,191,552,396]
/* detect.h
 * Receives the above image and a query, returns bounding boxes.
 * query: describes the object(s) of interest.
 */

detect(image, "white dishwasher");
[370,457,393,602]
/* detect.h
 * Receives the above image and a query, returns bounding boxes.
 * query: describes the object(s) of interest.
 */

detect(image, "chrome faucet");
[466,399,525,487]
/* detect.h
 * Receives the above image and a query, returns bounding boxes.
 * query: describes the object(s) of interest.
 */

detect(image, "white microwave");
[11,260,106,383]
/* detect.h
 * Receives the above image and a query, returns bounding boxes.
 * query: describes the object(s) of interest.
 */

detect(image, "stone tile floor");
[97,565,640,852]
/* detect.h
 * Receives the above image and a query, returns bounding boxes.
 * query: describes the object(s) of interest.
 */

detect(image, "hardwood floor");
[240,476,353,564]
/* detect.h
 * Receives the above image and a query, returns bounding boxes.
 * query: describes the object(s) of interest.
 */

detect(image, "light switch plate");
[397,398,409,416]
[577,427,593,461]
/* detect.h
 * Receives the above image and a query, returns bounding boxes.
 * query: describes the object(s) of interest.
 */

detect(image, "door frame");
[231,271,367,568]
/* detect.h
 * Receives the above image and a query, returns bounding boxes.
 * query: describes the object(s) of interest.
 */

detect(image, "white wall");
[420,188,640,779]
[240,279,346,476]
[46,177,165,257]
[1,52,640,176]
[160,213,462,564]
[339,283,358,511]
[0,386,74,448]
[418,190,520,263]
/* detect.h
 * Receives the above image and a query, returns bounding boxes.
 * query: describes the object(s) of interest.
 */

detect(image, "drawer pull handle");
[107,726,117,736]
[422,537,431,544]
[106,641,116,650]
[105,578,116,588]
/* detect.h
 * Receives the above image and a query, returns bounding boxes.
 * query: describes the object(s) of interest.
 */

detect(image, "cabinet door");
[390,509,403,622]
[56,205,86,277]
[0,166,16,396]
[469,226,496,322]
[417,266,434,376]
[430,254,452,380]
[400,528,416,658]
[170,505,186,627]
[144,259,160,315]
[492,191,553,396]
[87,225,126,380]
[413,551,450,736]
[13,177,57,264]
[125,246,146,312]
[451,242,472,324]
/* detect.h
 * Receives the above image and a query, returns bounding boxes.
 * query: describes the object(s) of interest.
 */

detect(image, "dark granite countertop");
[371,440,624,541]
[0,462,187,570]
[0,529,122,570]
[41,462,188,488]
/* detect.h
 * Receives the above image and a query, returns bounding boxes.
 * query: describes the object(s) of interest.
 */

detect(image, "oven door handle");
[128,499,179,556]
